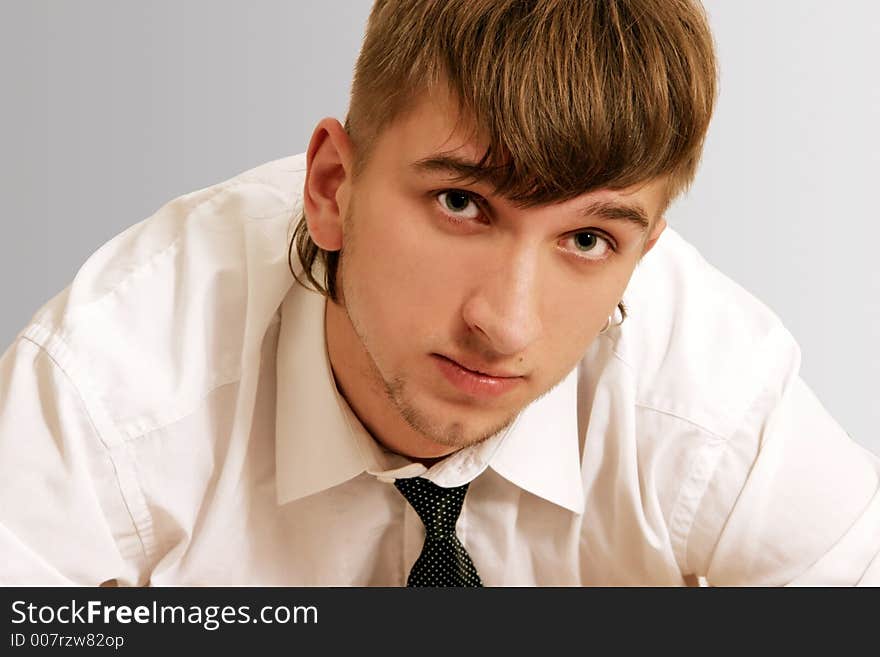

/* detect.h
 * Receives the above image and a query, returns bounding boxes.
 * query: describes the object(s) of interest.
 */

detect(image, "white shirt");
[1,153,878,586]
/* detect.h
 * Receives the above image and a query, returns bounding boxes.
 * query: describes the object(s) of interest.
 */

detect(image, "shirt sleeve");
[684,338,880,586]
[0,334,151,585]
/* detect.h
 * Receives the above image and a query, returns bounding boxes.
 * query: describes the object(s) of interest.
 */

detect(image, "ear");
[303,118,354,252]
[642,216,667,256]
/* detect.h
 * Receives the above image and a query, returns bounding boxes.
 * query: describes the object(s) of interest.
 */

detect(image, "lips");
[432,354,524,399]
[445,355,521,379]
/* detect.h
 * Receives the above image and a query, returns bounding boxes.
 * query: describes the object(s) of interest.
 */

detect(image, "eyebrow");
[578,200,651,234]
[413,155,652,234]
[413,155,495,183]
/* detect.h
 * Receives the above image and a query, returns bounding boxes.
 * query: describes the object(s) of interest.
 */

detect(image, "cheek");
[540,300,599,360]
[538,267,631,358]
[344,199,463,337]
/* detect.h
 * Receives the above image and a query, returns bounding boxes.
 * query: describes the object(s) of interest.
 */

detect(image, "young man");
[1,0,878,586]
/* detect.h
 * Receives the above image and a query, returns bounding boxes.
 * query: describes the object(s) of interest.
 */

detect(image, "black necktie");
[393,477,483,587]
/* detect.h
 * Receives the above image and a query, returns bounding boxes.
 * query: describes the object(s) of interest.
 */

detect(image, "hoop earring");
[598,315,612,334]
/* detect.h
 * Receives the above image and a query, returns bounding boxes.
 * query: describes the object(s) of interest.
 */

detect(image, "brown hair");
[290,0,718,325]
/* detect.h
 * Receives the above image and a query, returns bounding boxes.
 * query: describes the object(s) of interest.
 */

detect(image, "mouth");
[431,354,525,399]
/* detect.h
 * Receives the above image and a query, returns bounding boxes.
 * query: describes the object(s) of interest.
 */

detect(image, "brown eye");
[437,190,480,220]
[574,233,598,251]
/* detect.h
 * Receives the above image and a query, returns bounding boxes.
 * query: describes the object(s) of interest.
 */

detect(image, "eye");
[560,231,614,262]
[436,190,482,221]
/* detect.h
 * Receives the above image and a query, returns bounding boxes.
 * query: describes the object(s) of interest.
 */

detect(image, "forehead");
[364,86,484,169]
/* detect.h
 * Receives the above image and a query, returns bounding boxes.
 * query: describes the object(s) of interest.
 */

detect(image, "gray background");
[1,1,877,453]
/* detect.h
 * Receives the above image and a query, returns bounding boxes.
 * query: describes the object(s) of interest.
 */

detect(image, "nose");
[460,248,543,356]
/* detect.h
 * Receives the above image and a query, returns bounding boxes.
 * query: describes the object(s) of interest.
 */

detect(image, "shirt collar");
[274,282,585,514]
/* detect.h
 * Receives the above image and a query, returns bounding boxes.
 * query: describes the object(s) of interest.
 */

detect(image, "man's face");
[324,91,667,458]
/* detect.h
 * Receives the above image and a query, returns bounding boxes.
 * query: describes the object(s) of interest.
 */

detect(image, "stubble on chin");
[382,375,517,450]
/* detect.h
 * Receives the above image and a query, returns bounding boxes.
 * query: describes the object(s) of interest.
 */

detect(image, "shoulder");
[18,153,308,440]
[32,153,307,317]
[605,226,801,438]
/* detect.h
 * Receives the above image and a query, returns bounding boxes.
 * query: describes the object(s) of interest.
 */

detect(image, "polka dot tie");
[393,477,483,587]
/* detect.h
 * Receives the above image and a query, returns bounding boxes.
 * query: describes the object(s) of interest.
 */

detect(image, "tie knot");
[394,477,469,538]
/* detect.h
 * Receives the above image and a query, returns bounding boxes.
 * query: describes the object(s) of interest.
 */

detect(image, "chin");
[405,402,516,451]
[384,369,524,449]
